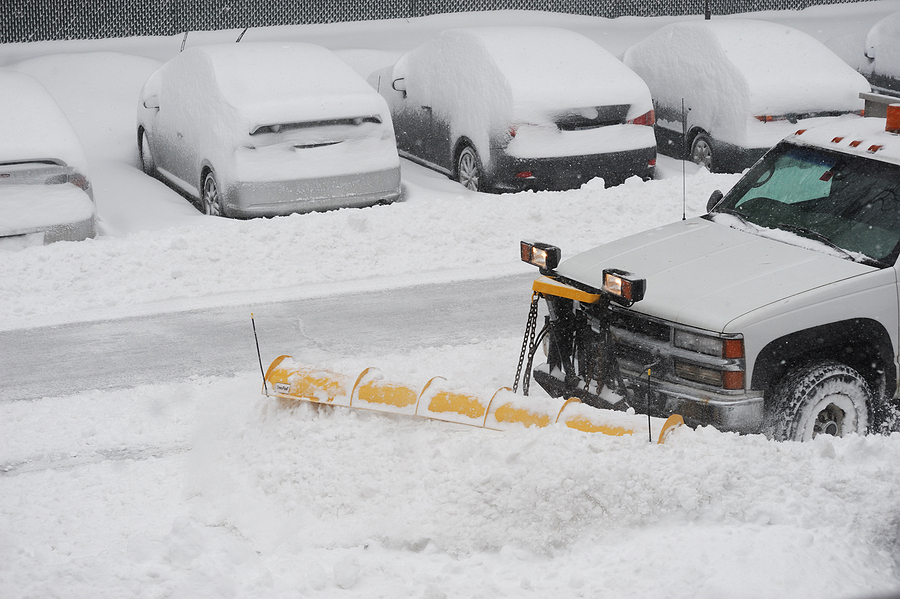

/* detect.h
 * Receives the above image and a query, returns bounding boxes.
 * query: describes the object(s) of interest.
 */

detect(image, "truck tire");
[768,360,870,442]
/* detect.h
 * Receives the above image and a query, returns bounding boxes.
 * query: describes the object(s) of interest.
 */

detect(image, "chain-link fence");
[2,0,860,43]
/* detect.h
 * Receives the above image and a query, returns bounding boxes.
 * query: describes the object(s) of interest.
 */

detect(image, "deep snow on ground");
[2,4,900,599]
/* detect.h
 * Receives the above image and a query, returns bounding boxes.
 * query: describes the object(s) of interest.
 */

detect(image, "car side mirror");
[707,189,723,212]
[143,94,160,110]
[391,78,407,98]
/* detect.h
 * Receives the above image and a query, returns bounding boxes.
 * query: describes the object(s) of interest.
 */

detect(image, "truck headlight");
[602,269,645,306]
[520,240,560,271]
[674,330,744,358]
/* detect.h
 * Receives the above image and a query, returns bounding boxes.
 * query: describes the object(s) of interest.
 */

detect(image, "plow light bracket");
[520,240,561,272]
[602,269,646,306]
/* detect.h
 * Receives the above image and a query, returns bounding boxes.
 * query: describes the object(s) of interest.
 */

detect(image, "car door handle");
[421,105,432,111]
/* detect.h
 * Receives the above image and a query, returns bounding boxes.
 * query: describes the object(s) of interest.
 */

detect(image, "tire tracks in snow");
[0,443,190,476]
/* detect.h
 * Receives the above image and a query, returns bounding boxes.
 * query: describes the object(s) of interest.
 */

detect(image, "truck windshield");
[711,142,900,267]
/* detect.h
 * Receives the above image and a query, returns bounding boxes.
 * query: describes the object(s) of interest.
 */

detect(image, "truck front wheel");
[767,361,870,441]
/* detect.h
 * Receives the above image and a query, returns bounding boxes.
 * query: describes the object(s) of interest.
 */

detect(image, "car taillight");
[515,171,534,179]
[69,173,90,191]
[509,126,517,138]
[629,110,655,126]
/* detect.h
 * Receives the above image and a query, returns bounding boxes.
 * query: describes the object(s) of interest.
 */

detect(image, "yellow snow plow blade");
[264,356,685,443]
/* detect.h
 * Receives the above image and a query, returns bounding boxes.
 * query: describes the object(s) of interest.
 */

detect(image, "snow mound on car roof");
[624,19,868,142]
[0,71,89,174]
[467,27,652,120]
[187,42,390,126]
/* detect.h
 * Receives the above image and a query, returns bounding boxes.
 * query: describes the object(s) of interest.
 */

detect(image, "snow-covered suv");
[519,97,900,441]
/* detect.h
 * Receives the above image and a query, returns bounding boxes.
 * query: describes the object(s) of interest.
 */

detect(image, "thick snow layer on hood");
[624,19,868,145]
[0,70,90,174]
[553,217,874,331]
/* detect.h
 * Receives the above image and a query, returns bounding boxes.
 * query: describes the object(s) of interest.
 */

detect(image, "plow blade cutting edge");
[264,355,684,443]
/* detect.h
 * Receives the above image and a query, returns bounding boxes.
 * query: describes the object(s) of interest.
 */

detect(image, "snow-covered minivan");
[519,97,900,441]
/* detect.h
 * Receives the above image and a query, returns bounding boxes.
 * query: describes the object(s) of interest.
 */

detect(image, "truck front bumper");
[533,363,765,434]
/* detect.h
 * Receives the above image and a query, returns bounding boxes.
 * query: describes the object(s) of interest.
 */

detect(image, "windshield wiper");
[714,208,758,231]
[776,223,858,262]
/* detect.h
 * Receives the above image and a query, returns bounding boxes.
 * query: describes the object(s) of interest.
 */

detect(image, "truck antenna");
[251,313,268,396]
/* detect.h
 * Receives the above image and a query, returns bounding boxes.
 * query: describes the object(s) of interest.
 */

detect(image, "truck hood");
[554,217,876,332]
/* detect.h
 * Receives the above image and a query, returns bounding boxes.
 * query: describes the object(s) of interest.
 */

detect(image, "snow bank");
[0,169,737,331]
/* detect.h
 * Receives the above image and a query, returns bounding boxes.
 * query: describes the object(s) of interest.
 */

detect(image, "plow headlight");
[602,269,645,306]
[520,240,561,271]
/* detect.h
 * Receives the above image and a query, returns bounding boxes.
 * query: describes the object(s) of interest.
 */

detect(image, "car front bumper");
[224,167,402,217]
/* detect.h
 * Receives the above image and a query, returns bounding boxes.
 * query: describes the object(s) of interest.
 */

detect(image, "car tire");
[767,360,871,442]
[139,129,156,176]
[201,170,224,217]
[456,145,482,192]
[690,132,714,171]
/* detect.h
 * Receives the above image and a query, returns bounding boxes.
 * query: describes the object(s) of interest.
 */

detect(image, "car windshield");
[710,142,900,267]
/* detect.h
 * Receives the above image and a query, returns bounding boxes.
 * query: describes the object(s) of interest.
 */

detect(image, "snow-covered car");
[826,11,900,98]
[623,19,871,173]
[519,99,900,441]
[136,42,402,217]
[0,70,97,249]
[368,27,657,192]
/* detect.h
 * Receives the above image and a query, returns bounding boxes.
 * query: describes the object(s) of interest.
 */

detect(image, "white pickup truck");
[519,95,900,441]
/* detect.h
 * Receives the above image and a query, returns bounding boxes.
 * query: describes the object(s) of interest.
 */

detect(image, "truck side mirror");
[707,189,723,212]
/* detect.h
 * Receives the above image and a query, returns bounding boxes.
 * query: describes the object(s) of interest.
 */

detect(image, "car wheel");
[767,360,871,441]
[456,145,482,192]
[139,129,156,176]
[201,170,224,217]
[690,132,714,171]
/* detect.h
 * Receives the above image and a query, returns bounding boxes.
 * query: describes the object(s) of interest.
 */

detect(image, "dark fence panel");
[1,0,860,43]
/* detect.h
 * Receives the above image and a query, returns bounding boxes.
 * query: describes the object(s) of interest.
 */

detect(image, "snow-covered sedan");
[137,42,402,218]
[0,70,97,249]
[368,27,657,192]
[623,19,871,172]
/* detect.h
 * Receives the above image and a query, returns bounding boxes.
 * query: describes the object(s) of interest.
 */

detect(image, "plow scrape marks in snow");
[264,355,684,443]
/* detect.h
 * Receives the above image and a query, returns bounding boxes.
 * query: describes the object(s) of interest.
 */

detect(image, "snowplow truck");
[518,95,900,442]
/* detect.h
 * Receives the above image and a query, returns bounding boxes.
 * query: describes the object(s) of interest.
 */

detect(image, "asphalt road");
[0,274,534,401]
